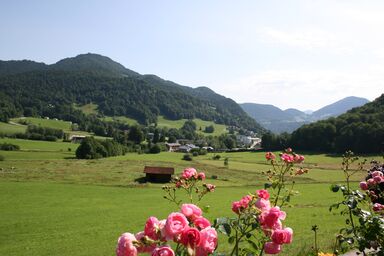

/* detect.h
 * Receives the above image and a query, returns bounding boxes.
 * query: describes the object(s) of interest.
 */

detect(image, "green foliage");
[204,125,215,133]
[0,143,20,151]
[148,144,161,154]
[75,137,125,159]
[182,153,193,161]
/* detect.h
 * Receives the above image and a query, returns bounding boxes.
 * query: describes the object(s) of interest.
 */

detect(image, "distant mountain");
[290,94,384,153]
[0,53,264,133]
[240,96,369,133]
[311,96,369,120]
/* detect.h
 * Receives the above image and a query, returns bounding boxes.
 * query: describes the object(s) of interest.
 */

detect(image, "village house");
[165,143,181,152]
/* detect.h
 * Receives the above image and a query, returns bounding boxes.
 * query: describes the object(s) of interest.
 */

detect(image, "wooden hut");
[144,166,174,183]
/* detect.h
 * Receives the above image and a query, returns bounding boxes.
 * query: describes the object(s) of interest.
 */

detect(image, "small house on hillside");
[144,166,174,183]
[70,135,87,143]
[166,143,181,152]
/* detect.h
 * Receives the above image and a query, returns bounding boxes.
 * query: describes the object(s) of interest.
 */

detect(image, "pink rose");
[151,246,175,256]
[264,242,281,254]
[255,198,271,211]
[180,227,201,248]
[116,233,137,256]
[198,227,217,254]
[359,181,368,191]
[260,207,286,230]
[232,201,244,214]
[367,178,376,187]
[374,176,383,183]
[181,204,202,220]
[194,217,211,230]
[164,212,189,240]
[294,154,305,163]
[271,228,293,244]
[257,189,270,200]
[135,232,156,253]
[198,172,206,180]
[182,168,197,180]
[205,183,216,192]
[373,203,384,212]
[372,171,383,178]
[240,195,252,205]
[265,152,276,161]
[144,217,160,240]
[281,153,294,163]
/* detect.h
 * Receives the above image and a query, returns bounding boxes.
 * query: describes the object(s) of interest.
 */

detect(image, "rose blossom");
[144,217,160,240]
[255,198,271,211]
[373,203,384,212]
[281,153,294,163]
[264,242,281,254]
[180,227,201,248]
[260,207,286,230]
[372,171,383,178]
[198,172,206,180]
[164,212,189,240]
[271,228,293,244]
[151,246,175,256]
[197,227,217,254]
[205,183,216,192]
[257,189,270,200]
[265,152,276,161]
[232,201,244,214]
[182,168,197,179]
[359,181,368,190]
[374,176,383,183]
[194,217,211,230]
[367,178,376,187]
[116,233,138,256]
[294,154,305,163]
[181,204,202,220]
[135,231,156,253]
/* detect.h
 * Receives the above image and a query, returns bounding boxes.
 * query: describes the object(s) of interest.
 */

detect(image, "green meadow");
[0,137,382,256]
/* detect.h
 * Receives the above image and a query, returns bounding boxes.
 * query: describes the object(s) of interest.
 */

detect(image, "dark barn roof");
[144,166,174,175]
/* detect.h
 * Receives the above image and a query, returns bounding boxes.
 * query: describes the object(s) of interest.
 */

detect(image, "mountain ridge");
[240,96,370,133]
[0,53,265,133]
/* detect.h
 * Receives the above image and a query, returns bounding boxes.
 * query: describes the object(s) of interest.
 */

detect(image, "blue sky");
[1,0,384,111]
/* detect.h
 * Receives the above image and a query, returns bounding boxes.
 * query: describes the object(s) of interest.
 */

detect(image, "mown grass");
[0,139,382,256]
[11,117,73,130]
[0,181,348,256]
[0,121,27,135]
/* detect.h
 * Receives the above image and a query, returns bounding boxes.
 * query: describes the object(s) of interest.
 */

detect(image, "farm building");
[144,166,174,183]
[166,143,181,152]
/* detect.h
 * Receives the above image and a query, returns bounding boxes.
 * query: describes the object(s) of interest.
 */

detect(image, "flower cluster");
[116,204,217,256]
[359,161,384,213]
[163,168,216,205]
[230,189,293,254]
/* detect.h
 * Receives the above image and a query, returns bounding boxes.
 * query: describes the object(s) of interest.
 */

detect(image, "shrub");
[149,144,161,154]
[0,143,20,151]
[192,151,199,157]
[0,155,4,161]
[182,153,192,161]
[212,154,221,160]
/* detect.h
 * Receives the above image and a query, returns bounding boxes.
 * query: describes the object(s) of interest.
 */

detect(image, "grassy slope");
[11,117,72,130]
[1,137,382,255]
[0,122,27,135]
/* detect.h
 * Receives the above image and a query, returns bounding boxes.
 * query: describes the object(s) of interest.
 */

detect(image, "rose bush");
[117,149,308,255]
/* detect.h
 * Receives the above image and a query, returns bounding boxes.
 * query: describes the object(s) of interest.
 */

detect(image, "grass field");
[11,117,73,130]
[0,122,27,135]
[0,138,382,256]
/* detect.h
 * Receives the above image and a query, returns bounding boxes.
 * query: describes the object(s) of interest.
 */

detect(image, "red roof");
[144,166,174,175]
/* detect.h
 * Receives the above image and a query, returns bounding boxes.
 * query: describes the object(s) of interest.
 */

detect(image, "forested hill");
[290,94,384,153]
[0,53,264,133]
